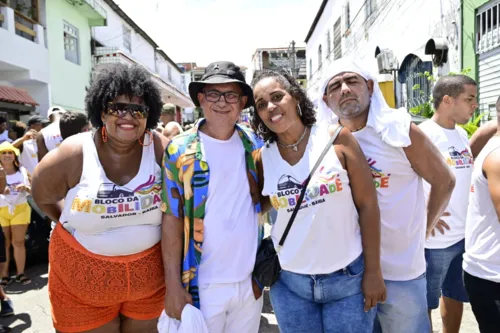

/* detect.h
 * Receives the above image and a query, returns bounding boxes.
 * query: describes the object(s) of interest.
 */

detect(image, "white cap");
[47,106,67,119]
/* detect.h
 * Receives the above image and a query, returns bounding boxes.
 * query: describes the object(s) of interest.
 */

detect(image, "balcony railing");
[14,9,36,41]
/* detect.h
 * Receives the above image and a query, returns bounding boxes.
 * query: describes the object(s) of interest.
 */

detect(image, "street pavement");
[0,262,480,333]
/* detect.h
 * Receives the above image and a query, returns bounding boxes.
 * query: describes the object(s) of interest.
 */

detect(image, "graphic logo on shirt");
[70,175,162,219]
[6,181,21,196]
[270,166,344,213]
[367,158,391,188]
[446,146,473,169]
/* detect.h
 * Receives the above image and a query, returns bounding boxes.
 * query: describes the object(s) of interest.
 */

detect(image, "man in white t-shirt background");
[419,75,478,333]
[462,96,500,333]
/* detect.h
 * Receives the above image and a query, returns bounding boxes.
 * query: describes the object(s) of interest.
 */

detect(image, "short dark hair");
[433,74,477,110]
[0,117,6,124]
[84,63,163,130]
[60,111,88,140]
[251,70,316,143]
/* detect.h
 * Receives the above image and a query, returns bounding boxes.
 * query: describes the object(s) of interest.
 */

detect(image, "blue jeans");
[425,239,469,309]
[373,274,430,333]
[270,254,376,332]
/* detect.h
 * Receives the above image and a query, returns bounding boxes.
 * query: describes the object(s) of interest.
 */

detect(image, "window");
[64,21,80,65]
[318,44,323,69]
[334,18,342,60]
[344,2,350,30]
[168,65,172,82]
[326,31,332,60]
[366,0,376,18]
[309,59,312,79]
[123,25,132,52]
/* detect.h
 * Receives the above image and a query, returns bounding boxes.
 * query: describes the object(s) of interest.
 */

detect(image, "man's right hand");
[23,129,38,141]
[164,284,193,320]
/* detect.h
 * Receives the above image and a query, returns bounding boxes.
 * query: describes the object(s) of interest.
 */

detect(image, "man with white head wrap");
[319,57,456,333]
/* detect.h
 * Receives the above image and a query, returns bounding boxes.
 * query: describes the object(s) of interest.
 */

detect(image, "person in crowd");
[470,119,497,158]
[32,63,168,333]
[318,57,455,333]
[12,115,44,175]
[419,75,477,333]
[162,121,183,140]
[47,106,66,124]
[8,122,27,142]
[0,118,11,145]
[160,103,176,127]
[0,220,13,332]
[0,142,32,287]
[58,110,89,141]
[463,95,500,333]
[252,70,385,332]
[162,61,264,332]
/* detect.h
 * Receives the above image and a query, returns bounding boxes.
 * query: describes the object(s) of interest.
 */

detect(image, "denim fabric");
[373,274,430,333]
[425,239,469,309]
[270,254,376,332]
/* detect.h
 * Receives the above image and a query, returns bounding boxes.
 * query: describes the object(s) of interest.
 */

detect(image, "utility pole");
[288,40,296,78]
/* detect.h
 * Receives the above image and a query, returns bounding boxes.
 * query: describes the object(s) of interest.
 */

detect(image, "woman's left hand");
[16,184,29,192]
[361,270,386,312]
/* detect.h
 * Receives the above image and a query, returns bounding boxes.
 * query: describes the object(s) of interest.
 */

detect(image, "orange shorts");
[48,223,166,332]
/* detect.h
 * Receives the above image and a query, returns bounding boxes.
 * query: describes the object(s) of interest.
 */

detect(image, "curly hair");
[250,70,316,143]
[85,63,162,130]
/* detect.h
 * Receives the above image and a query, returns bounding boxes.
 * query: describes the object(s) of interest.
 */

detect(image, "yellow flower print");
[168,143,178,155]
[182,267,196,285]
[200,161,208,171]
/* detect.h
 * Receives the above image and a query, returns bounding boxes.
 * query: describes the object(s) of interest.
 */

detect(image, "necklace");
[339,121,366,132]
[277,127,308,152]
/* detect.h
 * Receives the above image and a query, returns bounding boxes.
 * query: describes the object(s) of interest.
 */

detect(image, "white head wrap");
[317,57,411,148]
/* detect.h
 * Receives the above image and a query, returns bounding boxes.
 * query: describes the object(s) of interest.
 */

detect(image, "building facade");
[0,0,49,119]
[305,0,461,111]
[46,0,107,113]
[248,46,307,87]
[92,0,193,124]
[462,0,500,120]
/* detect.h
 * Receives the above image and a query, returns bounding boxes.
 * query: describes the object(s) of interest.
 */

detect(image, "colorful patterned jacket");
[161,119,264,308]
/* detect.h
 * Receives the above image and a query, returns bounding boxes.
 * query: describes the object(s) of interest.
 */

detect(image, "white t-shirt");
[463,136,500,283]
[60,132,162,256]
[19,139,38,175]
[197,131,259,285]
[261,125,362,274]
[0,167,29,209]
[42,121,63,152]
[419,120,473,249]
[353,126,426,281]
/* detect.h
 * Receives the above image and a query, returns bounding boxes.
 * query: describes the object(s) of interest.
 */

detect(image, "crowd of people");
[0,56,497,333]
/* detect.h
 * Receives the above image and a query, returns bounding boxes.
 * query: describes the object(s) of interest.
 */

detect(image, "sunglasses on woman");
[106,103,150,119]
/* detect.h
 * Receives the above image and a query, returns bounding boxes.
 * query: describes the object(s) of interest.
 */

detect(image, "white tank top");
[262,125,362,274]
[0,167,29,209]
[19,139,38,175]
[42,121,63,152]
[353,126,426,281]
[463,136,500,283]
[60,132,163,256]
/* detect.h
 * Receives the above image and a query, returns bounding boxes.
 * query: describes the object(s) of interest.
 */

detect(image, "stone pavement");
[0,264,479,333]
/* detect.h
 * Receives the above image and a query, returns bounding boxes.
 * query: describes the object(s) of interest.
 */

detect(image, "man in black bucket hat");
[162,61,264,332]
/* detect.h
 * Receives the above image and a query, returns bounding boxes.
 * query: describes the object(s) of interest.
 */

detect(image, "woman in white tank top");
[31,64,169,333]
[251,71,386,332]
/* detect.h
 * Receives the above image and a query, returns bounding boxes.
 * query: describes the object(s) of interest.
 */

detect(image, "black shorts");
[464,271,500,333]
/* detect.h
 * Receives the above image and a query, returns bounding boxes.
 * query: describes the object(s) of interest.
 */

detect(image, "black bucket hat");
[188,61,254,109]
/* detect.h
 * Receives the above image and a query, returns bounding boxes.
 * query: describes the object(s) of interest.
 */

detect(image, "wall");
[46,0,93,113]
[306,0,462,97]
[462,0,490,80]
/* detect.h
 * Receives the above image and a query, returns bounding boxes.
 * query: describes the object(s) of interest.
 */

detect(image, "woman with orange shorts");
[0,142,32,287]
[32,64,169,333]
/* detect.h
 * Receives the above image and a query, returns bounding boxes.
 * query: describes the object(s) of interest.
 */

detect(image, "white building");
[305,0,461,110]
[0,0,50,120]
[91,0,193,122]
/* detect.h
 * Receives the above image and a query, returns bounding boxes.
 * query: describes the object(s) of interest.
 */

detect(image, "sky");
[114,0,323,68]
